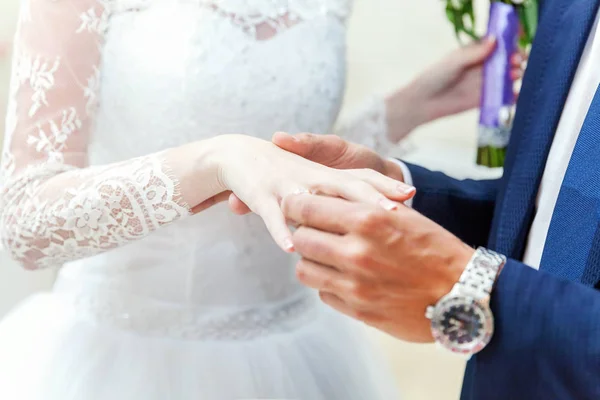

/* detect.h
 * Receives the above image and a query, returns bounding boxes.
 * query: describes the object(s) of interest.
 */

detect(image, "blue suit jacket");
[406,0,600,398]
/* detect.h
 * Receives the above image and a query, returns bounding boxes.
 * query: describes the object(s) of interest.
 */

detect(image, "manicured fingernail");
[486,35,496,43]
[283,238,295,252]
[398,185,416,195]
[380,198,399,211]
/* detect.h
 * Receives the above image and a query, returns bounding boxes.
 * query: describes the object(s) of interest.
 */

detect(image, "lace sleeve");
[0,0,192,270]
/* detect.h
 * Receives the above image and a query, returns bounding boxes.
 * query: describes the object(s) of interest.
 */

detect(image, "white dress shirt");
[399,9,600,269]
[523,10,600,269]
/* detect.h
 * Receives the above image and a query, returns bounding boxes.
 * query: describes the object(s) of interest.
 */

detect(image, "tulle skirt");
[0,292,401,399]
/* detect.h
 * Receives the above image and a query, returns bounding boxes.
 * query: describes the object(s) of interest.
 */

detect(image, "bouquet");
[444,0,538,167]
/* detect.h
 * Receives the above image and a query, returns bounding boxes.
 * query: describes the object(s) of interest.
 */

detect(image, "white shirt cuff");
[389,158,414,208]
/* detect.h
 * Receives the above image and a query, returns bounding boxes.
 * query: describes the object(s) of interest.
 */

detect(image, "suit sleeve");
[404,162,500,248]
[461,259,600,399]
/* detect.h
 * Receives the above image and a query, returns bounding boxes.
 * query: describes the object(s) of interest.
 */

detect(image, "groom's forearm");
[400,162,500,248]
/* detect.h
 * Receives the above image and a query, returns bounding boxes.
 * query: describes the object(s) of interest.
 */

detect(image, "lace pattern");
[0,0,392,273]
[110,0,352,20]
[0,0,190,270]
[2,155,190,270]
[107,0,352,39]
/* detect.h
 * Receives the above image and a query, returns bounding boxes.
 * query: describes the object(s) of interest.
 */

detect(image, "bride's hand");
[211,134,415,252]
[386,37,527,141]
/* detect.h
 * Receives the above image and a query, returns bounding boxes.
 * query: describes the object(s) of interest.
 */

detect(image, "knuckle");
[328,134,344,144]
[327,134,348,152]
[298,202,316,223]
[357,167,379,178]
[294,229,335,257]
[295,261,309,282]
[354,310,371,322]
[349,182,376,198]
[354,209,386,232]
[318,291,336,306]
[355,310,380,325]
[347,279,369,302]
[352,179,373,192]
[346,243,374,268]
[321,276,336,292]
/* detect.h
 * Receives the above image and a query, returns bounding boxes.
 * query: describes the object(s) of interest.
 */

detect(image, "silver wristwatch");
[425,247,506,358]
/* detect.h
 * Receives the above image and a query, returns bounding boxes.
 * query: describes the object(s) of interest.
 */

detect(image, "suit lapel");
[488,0,600,259]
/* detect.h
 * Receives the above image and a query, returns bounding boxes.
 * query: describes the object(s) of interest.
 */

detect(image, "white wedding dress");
[0,0,400,399]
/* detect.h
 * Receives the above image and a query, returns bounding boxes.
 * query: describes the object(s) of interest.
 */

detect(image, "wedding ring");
[292,188,310,195]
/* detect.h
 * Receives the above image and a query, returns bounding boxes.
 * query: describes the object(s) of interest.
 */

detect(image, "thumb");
[228,193,252,215]
[272,131,319,158]
[190,191,231,214]
[457,36,497,68]
[272,132,349,166]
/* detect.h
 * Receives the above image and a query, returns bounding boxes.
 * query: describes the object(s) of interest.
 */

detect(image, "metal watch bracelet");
[455,247,507,299]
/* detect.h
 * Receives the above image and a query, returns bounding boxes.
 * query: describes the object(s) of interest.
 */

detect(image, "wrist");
[434,243,475,302]
[161,137,230,208]
[202,134,248,191]
[382,158,405,182]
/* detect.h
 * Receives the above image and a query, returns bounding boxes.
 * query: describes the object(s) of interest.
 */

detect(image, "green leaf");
[517,0,538,48]
[444,1,480,42]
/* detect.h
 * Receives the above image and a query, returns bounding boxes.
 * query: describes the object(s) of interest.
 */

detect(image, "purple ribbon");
[479,2,519,133]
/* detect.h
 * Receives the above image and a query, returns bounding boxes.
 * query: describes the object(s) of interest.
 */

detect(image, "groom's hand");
[271,132,405,182]
[282,193,474,343]
[223,132,407,215]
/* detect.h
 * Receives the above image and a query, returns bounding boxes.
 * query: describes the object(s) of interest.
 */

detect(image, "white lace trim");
[107,0,352,40]
[0,0,367,273]
[0,155,191,270]
[0,0,194,270]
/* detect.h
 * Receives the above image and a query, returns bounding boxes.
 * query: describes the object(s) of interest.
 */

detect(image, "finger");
[511,51,528,74]
[272,132,348,165]
[455,36,497,68]
[272,131,305,153]
[510,52,523,68]
[346,168,415,203]
[318,292,360,320]
[256,197,295,253]
[293,226,349,269]
[228,193,251,215]
[282,193,366,234]
[191,192,231,214]
[314,173,401,211]
[520,48,529,67]
[514,79,523,101]
[510,68,523,81]
[295,258,351,293]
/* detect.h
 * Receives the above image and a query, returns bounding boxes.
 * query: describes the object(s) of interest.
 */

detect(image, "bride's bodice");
[60,0,350,308]
[92,0,348,160]
[2,0,393,338]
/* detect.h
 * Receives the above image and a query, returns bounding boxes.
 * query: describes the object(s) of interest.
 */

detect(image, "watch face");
[430,296,493,355]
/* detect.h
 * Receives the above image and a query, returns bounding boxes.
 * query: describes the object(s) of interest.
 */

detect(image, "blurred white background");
[0,0,501,399]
